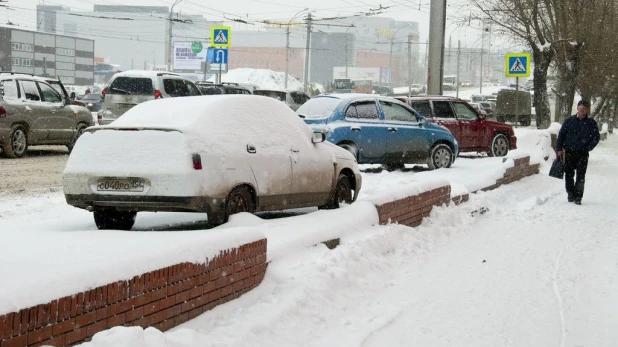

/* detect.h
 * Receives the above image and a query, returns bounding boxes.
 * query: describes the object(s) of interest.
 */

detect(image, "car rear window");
[254,90,286,102]
[108,77,153,95]
[296,97,341,119]
[411,101,432,118]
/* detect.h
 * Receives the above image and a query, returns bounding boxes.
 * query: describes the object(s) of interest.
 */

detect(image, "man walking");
[556,100,600,205]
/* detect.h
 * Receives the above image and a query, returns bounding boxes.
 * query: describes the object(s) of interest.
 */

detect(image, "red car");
[396,96,517,156]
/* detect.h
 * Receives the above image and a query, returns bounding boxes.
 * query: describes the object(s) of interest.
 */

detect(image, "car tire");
[2,125,28,159]
[67,124,87,153]
[93,210,137,230]
[338,143,358,160]
[427,143,453,170]
[212,186,255,226]
[319,173,353,210]
[488,134,509,157]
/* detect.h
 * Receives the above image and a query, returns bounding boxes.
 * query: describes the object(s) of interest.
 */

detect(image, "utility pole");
[456,40,460,98]
[284,8,307,89]
[166,0,183,72]
[427,0,447,95]
[479,18,486,94]
[303,13,312,93]
[407,34,412,98]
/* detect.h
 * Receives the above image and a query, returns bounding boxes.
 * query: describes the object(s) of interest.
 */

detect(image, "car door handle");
[351,126,361,131]
[247,144,256,154]
[388,127,398,132]
[291,147,299,153]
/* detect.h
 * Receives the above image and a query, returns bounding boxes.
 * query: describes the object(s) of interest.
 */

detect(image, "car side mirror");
[312,131,326,143]
[478,112,486,120]
[64,96,71,106]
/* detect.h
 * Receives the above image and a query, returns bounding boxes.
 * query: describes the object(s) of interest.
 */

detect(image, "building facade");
[0,27,94,85]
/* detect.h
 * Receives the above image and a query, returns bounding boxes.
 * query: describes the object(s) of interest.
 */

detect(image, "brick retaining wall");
[0,240,267,347]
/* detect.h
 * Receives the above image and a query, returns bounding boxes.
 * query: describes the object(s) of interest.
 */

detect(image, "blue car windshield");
[297,98,341,119]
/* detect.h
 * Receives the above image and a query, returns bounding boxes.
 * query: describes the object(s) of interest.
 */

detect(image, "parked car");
[253,89,311,111]
[79,93,103,112]
[196,82,252,95]
[297,94,459,170]
[468,102,488,116]
[460,81,473,87]
[63,95,362,230]
[470,94,487,103]
[478,101,495,116]
[0,74,94,158]
[482,79,492,87]
[396,96,517,157]
[98,71,202,125]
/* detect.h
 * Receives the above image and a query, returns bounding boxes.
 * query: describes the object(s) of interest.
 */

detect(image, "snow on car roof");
[113,70,181,78]
[100,95,313,155]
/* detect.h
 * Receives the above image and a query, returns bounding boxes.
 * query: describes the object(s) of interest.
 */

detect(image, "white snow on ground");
[80,133,618,346]
[0,127,555,315]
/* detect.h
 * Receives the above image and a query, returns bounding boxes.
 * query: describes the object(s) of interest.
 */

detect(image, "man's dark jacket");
[556,114,600,152]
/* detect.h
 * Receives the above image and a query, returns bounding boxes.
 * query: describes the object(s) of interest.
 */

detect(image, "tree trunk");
[532,47,553,129]
[555,45,583,123]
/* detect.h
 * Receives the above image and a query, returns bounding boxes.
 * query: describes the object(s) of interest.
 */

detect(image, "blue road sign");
[206,48,228,64]
[210,26,231,48]
[505,52,531,77]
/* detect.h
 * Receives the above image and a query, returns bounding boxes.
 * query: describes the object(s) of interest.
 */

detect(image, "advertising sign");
[173,41,207,71]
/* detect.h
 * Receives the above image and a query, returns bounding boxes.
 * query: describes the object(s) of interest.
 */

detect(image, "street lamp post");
[284,8,308,89]
[167,0,183,72]
[389,27,406,87]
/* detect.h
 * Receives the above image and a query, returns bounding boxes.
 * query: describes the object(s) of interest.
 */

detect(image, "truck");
[495,89,533,126]
[332,78,355,93]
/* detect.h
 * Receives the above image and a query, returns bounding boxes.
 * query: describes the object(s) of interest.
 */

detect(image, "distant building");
[0,26,94,85]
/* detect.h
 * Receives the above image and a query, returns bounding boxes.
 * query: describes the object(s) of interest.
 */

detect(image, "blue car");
[297,94,459,170]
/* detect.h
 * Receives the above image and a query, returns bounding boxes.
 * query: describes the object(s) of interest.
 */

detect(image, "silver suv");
[253,89,311,111]
[98,71,202,125]
[0,74,94,158]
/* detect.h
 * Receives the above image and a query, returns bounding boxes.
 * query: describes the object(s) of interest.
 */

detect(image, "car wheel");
[2,125,28,158]
[67,124,87,153]
[93,210,137,230]
[338,143,358,160]
[223,186,255,221]
[320,173,353,209]
[427,144,453,170]
[488,134,509,157]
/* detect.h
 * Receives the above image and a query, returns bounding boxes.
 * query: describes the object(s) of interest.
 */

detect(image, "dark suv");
[196,82,252,95]
[396,96,517,157]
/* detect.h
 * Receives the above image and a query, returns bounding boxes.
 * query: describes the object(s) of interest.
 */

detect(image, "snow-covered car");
[63,95,362,230]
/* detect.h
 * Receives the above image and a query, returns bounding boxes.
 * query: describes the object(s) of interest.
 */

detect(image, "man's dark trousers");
[564,150,589,200]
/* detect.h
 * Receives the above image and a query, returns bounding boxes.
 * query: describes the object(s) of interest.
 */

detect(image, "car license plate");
[97,178,145,192]
[118,103,134,111]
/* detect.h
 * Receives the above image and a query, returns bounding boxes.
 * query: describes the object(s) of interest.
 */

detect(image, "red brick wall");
[0,240,268,347]
[376,156,539,226]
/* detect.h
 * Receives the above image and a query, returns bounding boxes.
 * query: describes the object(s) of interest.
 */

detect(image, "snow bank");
[363,179,450,205]
[601,123,609,134]
[209,68,303,91]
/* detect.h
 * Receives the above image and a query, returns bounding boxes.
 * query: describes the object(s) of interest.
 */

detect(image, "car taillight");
[0,106,6,118]
[101,88,106,101]
[155,90,163,99]
[192,153,202,170]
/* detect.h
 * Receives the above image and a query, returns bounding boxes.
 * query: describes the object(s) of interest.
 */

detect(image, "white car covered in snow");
[63,95,362,230]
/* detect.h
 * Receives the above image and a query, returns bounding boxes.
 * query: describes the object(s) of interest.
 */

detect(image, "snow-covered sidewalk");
[82,134,618,346]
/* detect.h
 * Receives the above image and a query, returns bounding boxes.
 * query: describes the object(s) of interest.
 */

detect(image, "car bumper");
[510,135,517,149]
[65,194,224,215]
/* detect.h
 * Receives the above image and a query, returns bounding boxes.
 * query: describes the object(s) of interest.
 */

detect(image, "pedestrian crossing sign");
[210,26,231,48]
[505,52,531,77]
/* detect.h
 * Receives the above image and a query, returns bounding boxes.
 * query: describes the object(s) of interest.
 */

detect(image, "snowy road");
[82,134,618,346]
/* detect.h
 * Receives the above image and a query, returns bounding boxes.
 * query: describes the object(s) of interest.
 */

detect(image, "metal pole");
[456,40,460,98]
[408,34,412,98]
[515,77,519,128]
[285,28,290,89]
[345,39,348,79]
[479,19,485,94]
[427,0,447,95]
[389,38,394,87]
[303,13,312,93]
[167,0,183,72]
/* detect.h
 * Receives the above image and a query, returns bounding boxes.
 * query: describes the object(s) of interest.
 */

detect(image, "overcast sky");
[7,0,502,50]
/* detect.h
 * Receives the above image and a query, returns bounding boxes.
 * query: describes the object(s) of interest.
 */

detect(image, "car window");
[452,102,478,120]
[173,80,189,97]
[108,77,153,95]
[433,101,455,119]
[411,101,432,118]
[186,81,201,96]
[38,82,62,103]
[345,104,358,119]
[291,92,308,105]
[47,81,66,97]
[254,90,286,102]
[199,86,223,95]
[380,101,416,122]
[163,79,178,96]
[19,80,41,101]
[1,80,20,100]
[355,101,379,119]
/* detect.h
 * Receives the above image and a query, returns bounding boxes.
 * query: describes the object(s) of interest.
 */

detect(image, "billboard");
[333,67,384,83]
[173,41,207,71]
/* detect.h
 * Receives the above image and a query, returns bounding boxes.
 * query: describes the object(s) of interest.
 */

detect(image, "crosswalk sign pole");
[515,77,519,128]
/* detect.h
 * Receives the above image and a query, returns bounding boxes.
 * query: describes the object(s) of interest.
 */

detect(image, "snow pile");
[601,123,609,134]
[210,68,303,91]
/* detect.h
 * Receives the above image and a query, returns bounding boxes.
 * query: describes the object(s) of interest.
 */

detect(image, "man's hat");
[578,100,591,108]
